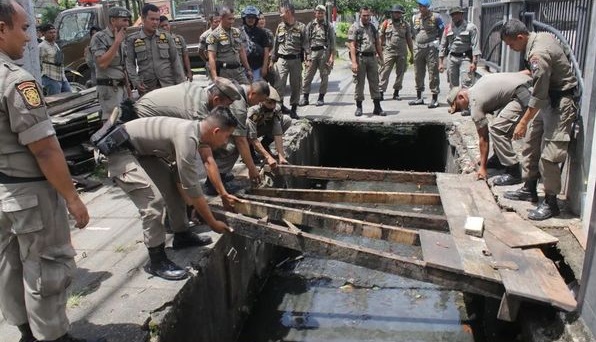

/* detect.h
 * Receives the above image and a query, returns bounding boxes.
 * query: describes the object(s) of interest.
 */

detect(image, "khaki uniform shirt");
[525,32,578,109]
[347,21,377,53]
[173,34,187,61]
[198,28,213,56]
[206,26,244,64]
[90,28,126,80]
[0,52,55,178]
[125,29,184,88]
[272,21,307,57]
[380,18,411,53]
[412,13,443,45]
[135,82,210,120]
[305,19,336,57]
[229,85,249,137]
[125,117,203,197]
[439,20,481,57]
[468,73,532,128]
[246,103,283,139]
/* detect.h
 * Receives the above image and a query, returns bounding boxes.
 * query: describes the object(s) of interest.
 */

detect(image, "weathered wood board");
[249,188,441,205]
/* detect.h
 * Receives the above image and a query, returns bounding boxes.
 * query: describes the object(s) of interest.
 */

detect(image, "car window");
[57,11,95,43]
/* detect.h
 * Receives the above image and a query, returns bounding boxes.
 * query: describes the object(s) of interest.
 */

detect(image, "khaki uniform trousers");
[447,54,475,88]
[413,46,440,94]
[301,51,331,95]
[354,55,381,101]
[97,85,126,120]
[520,96,577,195]
[274,58,303,106]
[378,49,407,93]
[0,181,75,340]
[219,67,249,85]
[108,150,188,248]
[488,100,524,167]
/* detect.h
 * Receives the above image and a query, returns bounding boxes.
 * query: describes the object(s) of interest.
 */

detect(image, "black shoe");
[290,104,299,119]
[145,258,188,280]
[408,98,424,105]
[503,184,539,203]
[281,104,291,114]
[393,92,401,100]
[493,173,522,186]
[19,337,36,342]
[316,94,324,106]
[373,99,386,116]
[528,195,560,221]
[172,231,213,250]
[486,154,505,169]
[355,107,362,117]
[44,333,107,342]
[427,100,439,108]
[298,95,309,106]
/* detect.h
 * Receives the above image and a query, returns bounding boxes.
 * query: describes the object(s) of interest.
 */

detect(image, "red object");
[78,0,100,5]
[332,6,337,22]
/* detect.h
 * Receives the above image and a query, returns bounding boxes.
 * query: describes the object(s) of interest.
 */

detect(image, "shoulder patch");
[16,81,43,109]
[530,56,541,72]
[134,39,145,47]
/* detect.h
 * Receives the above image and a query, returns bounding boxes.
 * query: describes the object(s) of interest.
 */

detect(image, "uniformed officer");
[198,12,221,81]
[84,26,100,87]
[439,6,481,89]
[159,16,193,82]
[348,6,385,116]
[447,72,532,181]
[409,0,444,108]
[500,19,578,220]
[271,2,308,119]
[241,6,271,82]
[207,7,252,84]
[378,4,414,101]
[90,6,131,120]
[247,87,291,167]
[0,2,94,342]
[299,5,335,107]
[111,109,236,280]
[125,3,184,96]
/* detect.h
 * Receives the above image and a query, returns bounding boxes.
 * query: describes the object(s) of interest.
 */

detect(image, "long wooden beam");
[248,188,441,205]
[239,194,448,231]
[234,199,420,245]
[275,165,436,185]
[215,210,504,299]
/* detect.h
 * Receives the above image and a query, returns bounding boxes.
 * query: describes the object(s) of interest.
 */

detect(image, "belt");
[416,42,434,48]
[42,61,62,67]
[0,171,46,184]
[311,46,326,51]
[96,79,125,87]
[358,52,375,57]
[450,51,470,58]
[278,54,300,60]
[216,61,241,69]
[550,88,576,97]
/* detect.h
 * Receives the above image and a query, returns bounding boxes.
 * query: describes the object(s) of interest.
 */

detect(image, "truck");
[55,0,313,86]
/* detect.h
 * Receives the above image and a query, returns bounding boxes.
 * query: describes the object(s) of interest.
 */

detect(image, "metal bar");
[274,165,437,185]
[233,199,421,245]
[238,194,449,231]
[248,188,442,206]
[215,210,504,299]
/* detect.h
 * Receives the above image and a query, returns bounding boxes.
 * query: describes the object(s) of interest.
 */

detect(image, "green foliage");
[234,0,317,14]
[335,21,350,39]
[40,0,76,25]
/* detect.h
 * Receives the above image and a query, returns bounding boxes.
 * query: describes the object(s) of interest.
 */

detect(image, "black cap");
[449,6,465,15]
[390,4,405,13]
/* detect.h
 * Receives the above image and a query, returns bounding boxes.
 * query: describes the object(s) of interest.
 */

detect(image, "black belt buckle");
[311,46,325,52]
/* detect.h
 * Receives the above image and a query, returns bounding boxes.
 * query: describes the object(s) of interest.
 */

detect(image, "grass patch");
[67,292,84,308]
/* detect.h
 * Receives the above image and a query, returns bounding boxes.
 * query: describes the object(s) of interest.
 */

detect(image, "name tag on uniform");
[134,39,145,47]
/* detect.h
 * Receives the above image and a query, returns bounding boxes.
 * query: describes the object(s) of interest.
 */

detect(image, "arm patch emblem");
[16,81,42,109]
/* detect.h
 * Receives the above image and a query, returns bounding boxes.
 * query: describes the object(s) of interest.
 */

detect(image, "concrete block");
[465,216,484,237]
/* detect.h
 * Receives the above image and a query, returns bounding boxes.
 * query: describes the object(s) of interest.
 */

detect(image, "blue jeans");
[252,68,262,82]
[42,75,72,95]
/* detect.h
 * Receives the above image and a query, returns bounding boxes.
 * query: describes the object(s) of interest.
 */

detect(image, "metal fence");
[480,1,508,70]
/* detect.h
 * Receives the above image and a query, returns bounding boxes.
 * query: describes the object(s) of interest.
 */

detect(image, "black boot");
[528,194,560,220]
[298,93,309,106]
[172,231,212,249]
[281,104,291,114]
[493,164,522,186]
[503,179,539,203]
[355,101,363,116]
[145,243,188,280]
[379,92,384,101]
[427,94,439,108]
[44,333,107,342]
[316,94,325,106]
[408,91,424,105]
[486,154,505,169]
[289,104,299,119]
[373,99,386,116]
[393,90,401,100]
[18,323,36,342]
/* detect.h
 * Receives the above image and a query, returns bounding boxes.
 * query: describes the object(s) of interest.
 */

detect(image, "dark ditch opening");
[235,122,523,342]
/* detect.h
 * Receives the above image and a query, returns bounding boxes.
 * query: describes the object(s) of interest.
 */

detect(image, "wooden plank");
[248,188,441,206]
[275,164,436,185]
[234,199,420,245]
[436,174,501,282]
[239,194,448,230]
[468,180,558,248]
[419,230,465,274]
[497,293,521,322]
[214,209,504,299]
